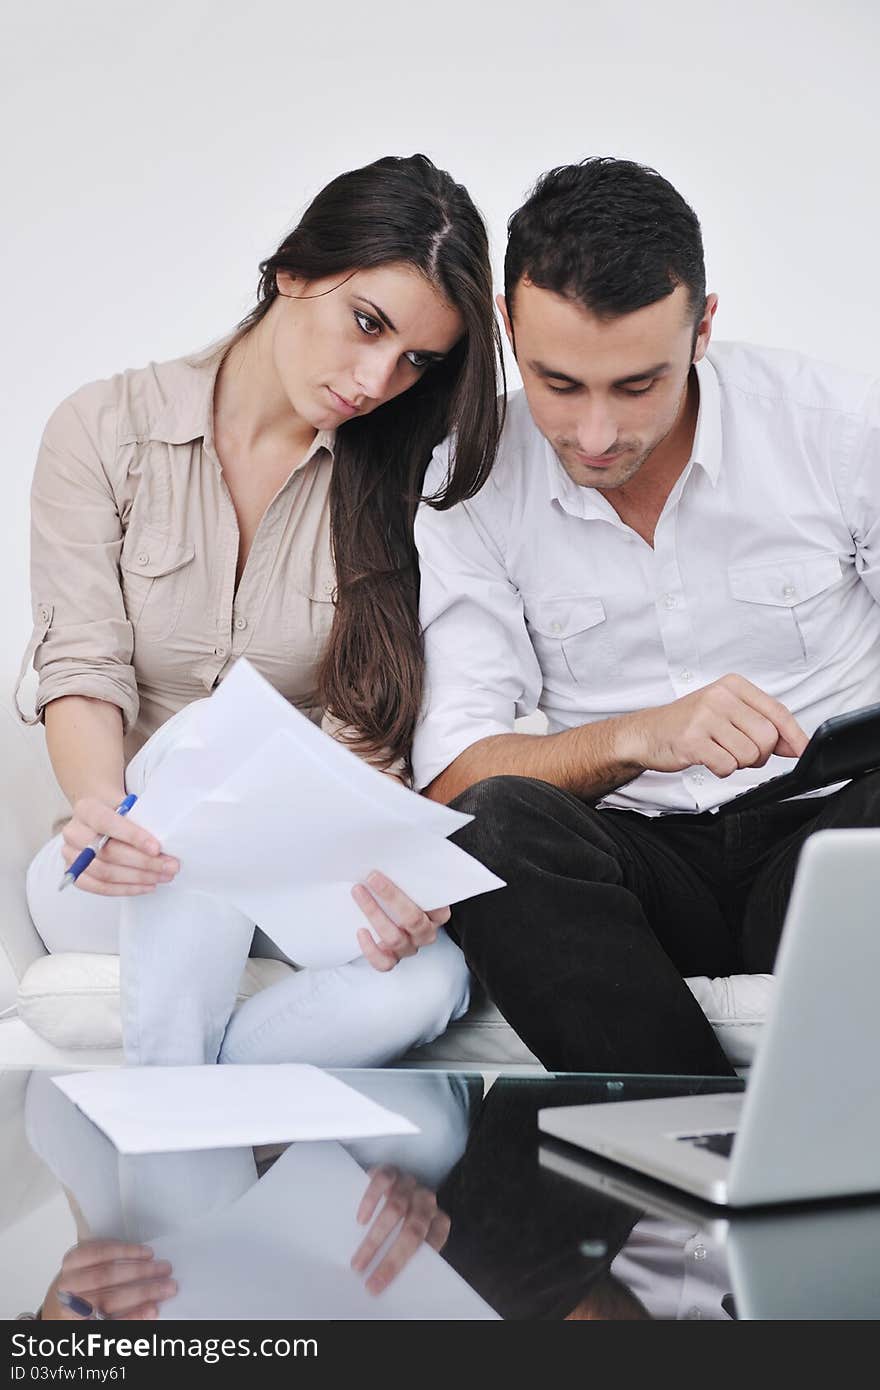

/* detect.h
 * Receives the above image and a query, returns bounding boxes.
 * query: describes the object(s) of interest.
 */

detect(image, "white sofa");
[1,677,772,1071]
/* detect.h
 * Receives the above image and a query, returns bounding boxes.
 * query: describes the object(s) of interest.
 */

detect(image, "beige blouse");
[17,348,339,763]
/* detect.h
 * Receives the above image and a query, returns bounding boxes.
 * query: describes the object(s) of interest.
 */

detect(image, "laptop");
[538,828,880,1206]
[715,699,880,816]
[538,1142,880,1318]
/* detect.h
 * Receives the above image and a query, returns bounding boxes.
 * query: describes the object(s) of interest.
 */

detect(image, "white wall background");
[3,0,879,658]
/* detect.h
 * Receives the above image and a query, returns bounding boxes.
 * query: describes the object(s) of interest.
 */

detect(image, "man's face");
[500,279,715,490]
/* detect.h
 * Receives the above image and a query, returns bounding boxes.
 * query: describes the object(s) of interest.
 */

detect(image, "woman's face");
[271,262,465,430]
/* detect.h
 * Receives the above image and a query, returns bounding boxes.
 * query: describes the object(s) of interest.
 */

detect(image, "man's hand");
[350,1166,451,1295]
[351,872,451,972]
[61,798,179,896]
[41,1240,177,1320]
[616,673,809,779]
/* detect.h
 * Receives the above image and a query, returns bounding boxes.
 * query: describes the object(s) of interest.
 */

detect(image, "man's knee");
[451,773,554,818]
[450,774,573,863]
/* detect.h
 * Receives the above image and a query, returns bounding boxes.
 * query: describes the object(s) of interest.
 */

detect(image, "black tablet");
[715,699,880,817]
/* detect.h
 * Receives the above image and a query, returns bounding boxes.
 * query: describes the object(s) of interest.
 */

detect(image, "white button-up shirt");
[413,342,880,813]
[610,1219,733,1320]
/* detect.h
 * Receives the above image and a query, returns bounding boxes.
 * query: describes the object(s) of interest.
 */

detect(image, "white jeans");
[26,702,471,1066]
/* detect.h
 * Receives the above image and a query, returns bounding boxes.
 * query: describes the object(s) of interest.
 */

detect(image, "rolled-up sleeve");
[411,444,542,790]
[19,383,139,730]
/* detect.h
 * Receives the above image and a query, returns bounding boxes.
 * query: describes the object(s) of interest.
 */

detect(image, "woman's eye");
[354,310,382,336]
[404,351,432,370]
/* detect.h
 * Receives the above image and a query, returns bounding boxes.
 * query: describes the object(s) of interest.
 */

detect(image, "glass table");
[2,1065,877,1322]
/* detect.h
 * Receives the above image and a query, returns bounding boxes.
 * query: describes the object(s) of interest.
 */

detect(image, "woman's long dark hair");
[239,154,504,774]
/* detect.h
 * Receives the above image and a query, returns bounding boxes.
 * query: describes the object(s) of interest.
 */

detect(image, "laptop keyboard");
[677,1131,737,1159]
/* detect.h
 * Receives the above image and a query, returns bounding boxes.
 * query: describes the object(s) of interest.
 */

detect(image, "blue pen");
[58,793,139,892]
[56,1290,105,1320]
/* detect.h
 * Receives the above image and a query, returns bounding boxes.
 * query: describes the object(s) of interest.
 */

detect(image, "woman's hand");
[41,1240,177,1320]
[62,798,179,896]
[350,1166,451,1295]
[351,872,451,971]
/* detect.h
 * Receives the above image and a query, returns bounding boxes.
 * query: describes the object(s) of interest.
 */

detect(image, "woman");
[18,153,504,1066]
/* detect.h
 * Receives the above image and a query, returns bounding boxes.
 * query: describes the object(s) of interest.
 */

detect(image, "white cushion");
[16,953,772,1068]
[413,986,542,1067]
[17,953,291,1051]
[684,973,775,1067]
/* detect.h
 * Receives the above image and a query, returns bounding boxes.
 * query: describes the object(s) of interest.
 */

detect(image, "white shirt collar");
[691,353,722,486]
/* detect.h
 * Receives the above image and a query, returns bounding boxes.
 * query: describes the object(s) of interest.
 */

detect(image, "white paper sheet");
[152,1140,499,1320]
[52,1066,419,1155]
[126,659,504,965]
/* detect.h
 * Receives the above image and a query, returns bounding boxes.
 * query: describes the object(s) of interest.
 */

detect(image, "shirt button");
[693,771,706,785]
[782,583,795,600]
[137,551,150,565]
[693,1245,708,1262]
[323,580,335,597]
[686,1307,704,1320]
[234,616,248,631]
[679,670,693,683]
[38,605,51,622]
[213,646,226,657]
[579,1240,608,1258]
[551,621,562,634]
[663,593,677,609]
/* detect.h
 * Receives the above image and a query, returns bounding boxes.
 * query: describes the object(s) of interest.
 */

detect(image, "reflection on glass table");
[539,1139,880,1319]
[20,1067,487,1320]
[5,1066,875,1319]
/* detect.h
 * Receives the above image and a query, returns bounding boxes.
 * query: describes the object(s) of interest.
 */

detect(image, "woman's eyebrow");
[354,296,449,362]
[354,296,397,333]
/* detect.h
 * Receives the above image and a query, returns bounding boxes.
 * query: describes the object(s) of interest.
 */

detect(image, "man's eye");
[622,382,655,396]
[354,310,382,336]
[547,382,578,395]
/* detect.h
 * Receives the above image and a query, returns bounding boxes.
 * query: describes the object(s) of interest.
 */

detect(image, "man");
[412,157,880,1077]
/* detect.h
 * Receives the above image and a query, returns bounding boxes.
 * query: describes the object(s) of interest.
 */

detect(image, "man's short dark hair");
[504,157,706,326]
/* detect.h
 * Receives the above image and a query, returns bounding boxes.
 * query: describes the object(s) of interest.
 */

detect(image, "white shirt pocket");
[524,593,619,693]
[727,553,843,669]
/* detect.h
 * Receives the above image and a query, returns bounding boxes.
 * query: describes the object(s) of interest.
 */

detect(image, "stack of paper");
[52,1065,420,1154]
[126,659,504,965]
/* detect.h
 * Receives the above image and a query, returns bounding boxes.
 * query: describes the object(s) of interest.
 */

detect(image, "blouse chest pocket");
[728,553,844,669]
[281,567,336,663]
[525,594,619,692]
[119,524,197,643]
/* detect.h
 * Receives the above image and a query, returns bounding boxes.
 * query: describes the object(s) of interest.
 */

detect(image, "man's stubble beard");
[555,384,690,493]
[555,437,655,492]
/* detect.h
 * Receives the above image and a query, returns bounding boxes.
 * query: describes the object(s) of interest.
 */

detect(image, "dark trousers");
[448,771,880,1077]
